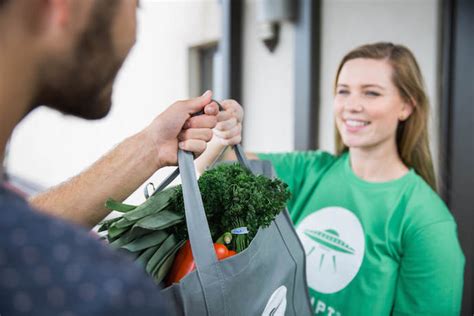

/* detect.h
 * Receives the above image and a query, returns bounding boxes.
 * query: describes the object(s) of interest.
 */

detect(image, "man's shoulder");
[0,186,170,315]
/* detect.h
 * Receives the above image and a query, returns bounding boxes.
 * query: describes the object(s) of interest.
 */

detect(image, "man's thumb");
[185,90,213,113]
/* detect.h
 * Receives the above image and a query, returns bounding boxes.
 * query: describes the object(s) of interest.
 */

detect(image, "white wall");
[241,0,295,153]
[318,0,441,163]
[7,0,221,204]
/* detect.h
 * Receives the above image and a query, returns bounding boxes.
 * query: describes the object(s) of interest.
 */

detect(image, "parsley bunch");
[171,163,290,251]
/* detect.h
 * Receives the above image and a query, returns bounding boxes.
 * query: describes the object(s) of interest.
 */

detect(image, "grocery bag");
[160,145,312,316]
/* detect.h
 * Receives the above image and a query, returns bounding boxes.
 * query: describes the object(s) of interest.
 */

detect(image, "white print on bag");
[296,207,365,294]
[262,285,287,316]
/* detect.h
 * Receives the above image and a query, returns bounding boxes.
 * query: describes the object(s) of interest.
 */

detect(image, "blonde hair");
[334,42,437,191]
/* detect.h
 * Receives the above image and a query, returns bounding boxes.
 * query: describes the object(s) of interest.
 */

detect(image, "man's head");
[1,0,138,119]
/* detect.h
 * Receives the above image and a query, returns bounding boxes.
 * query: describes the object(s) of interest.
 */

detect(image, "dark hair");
[0,0,8,8]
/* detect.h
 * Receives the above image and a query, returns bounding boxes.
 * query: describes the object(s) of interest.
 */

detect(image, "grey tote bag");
[159,145,312,316]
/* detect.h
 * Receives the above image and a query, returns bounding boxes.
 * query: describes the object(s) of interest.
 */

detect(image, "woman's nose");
[344,96,364,112]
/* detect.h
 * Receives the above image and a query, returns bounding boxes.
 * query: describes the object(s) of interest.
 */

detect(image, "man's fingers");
[184,114,217,129]
[178,128,213,142]
[178,139,207,155]
[204,101,219,116]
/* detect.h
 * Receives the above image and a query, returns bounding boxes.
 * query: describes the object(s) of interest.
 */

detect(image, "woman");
[196,42,465,315]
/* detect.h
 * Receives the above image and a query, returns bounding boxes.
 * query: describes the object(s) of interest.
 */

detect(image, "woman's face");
[334,58,412,152]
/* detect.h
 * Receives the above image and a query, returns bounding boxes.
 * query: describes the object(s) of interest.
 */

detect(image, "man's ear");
[17,0,71,37]
[42,0,71,30]
[32,0,80,52]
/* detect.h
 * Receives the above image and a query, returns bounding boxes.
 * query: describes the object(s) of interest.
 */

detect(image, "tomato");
[226,250,237,258]
[166,240,232,285]
[214,243,229,259]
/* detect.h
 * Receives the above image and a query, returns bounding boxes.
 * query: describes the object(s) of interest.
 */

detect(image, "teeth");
[346,120,369,127]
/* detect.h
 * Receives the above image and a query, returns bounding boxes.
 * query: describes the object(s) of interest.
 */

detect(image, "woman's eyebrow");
[361,84,385,90]
[336,83,385,90]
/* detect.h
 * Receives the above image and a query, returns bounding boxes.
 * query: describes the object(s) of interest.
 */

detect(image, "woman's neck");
[348,140,409,182]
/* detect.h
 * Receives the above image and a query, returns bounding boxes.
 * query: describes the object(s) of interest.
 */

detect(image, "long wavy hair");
[334,42,437,191]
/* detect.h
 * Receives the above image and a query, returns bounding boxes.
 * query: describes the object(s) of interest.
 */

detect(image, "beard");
[34,0,125,120]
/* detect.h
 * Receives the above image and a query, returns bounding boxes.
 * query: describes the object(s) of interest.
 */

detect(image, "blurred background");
[3,0,473,314]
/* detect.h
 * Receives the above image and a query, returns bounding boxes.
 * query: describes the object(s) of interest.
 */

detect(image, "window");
[189,42,220,98]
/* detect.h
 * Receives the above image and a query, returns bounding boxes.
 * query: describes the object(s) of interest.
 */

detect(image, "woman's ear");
[399,98,415,121]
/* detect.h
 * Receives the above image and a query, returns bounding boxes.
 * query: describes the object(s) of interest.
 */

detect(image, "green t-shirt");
[258,151,465,316]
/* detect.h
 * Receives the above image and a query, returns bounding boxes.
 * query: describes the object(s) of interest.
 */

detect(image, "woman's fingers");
[213,124,241,141]
[215,117,238,131]
[220,100,243,122]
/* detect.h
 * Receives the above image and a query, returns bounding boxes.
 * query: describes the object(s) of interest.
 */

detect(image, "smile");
[345,119,371,127]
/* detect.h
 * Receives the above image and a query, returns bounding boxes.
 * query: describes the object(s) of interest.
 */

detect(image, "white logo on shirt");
[296,207,365,294]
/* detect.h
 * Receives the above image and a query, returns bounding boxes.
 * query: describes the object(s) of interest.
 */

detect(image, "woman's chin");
[342,137,364,148]
[342,139,373,150]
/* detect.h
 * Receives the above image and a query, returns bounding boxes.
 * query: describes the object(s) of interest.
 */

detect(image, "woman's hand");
[213,99,244,146]
[194,99,245,175]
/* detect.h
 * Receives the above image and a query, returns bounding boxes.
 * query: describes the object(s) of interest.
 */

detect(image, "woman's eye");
[365,91,380,97]
[337,89,349,95]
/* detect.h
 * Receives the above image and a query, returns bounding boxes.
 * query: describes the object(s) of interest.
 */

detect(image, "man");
[0,0,219,314]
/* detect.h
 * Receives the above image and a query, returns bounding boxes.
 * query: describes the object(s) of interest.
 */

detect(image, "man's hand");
[144,90,219,169]
[213,99,244,146]
[30,91,219,228]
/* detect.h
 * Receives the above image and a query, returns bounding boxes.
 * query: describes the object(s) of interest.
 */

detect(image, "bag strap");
[150,144,251,197]
[178,150,226,315]
[178,149,217,267]
[233,143,253,173]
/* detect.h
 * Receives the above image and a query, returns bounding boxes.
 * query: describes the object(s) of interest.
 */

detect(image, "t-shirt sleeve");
[392,220,465,315]
[256,151,335,212]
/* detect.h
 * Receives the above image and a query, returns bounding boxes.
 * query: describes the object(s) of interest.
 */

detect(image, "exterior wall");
[241,0,295,153]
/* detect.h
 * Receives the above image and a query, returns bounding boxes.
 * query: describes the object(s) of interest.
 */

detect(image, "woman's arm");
[392,221,465,315]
